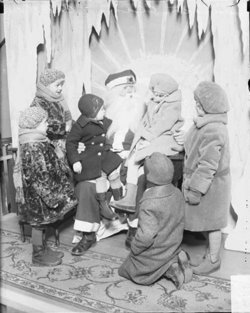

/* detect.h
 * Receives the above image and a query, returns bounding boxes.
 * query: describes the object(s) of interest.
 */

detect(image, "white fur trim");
[106,76,135,89]
[127,218,138,228]
[73,219,100,232]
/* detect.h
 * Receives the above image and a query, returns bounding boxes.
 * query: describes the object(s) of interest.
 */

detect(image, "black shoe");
[71,233,96,256]
[125,226,137,249]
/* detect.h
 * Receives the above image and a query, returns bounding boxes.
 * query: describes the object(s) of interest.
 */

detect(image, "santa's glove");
[185,189,202,205]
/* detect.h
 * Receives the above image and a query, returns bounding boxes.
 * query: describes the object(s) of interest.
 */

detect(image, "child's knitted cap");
[149,73,178,95]
[194,81,229,114]
[39,69,65,86]
[78,94,104,118]
[144,152,174,185]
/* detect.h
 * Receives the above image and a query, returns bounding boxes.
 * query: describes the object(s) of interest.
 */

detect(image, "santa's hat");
[105,69,136,89]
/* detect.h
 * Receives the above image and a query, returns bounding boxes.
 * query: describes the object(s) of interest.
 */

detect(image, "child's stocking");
[96,175,116,219]
[108,169,123,200]
[208,229,222,263]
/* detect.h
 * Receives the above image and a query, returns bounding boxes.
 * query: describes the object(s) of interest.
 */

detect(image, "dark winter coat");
[66,116,122,181]
[118,184,185,285]
[18,140,76,226]
[183,113,231,231]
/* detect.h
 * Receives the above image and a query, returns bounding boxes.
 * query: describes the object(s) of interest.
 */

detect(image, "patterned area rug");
[1,229,231,313]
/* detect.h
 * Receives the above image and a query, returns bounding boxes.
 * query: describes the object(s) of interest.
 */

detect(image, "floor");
[1,213,250,313]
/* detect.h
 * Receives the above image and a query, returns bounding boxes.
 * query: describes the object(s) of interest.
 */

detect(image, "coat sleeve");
[140,101,182,142]
[188,125,225,194]
[66,123,84,165]
[131,200,159,255]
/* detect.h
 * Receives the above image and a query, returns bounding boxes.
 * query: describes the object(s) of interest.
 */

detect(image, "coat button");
[97,152,101,156]
[102,133,105,137]
[91,142,94,145]
[100,143,104,147]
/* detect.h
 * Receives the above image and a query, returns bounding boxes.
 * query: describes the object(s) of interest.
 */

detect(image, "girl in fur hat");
[14,107,77,266]
[183,81,231,275]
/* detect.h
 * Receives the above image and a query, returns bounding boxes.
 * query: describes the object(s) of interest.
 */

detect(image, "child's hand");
[173,129,185,145]
[184,189,202,205]
[77,142,86,154]
[73,161,82,174]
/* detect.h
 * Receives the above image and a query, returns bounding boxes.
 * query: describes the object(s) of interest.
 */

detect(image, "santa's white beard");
[105,93,145,139]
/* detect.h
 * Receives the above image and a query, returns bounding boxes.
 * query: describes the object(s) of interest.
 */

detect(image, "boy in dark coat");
[118,152,192,289]
[66,94,123,255]
[183,81,231,275]
[14,107,77,266]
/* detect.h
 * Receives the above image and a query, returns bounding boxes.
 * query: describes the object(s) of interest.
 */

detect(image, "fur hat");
[105,69,136,89]
[149,73,178,95]
[19,107,48,129]
[78,94,104,118]
[194,81,229,114]
[39,69,65,86]
[144,152,174,186]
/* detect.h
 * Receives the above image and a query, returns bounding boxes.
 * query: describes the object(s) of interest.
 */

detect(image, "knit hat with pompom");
[194,81,229,114]
[39,69,65,86]
[149,73,178,95]
[144,152,174,186]
[19,107,48,129]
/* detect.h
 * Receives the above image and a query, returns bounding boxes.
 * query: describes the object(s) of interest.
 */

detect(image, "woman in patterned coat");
[14,107,77,266]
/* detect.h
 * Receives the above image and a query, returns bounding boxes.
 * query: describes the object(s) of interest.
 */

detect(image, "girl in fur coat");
[183,81,231,275]
[14,107,77,266]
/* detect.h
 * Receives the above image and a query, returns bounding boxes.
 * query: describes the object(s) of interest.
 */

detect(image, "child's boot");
[31,227,62,266]
[125,226,137,249]
[108,170,123,201]
[164,262,185,289]
[110,183,138,214]
[178,250,193,283]
[43,241,64,259]
[192,253,221,275]
[71,232,96,256]
[96,192,117,219]
[32,245,62,266]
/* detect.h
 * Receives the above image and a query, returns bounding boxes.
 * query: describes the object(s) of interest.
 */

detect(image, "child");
[118,152,192,288]
[30,68,72,167]
[183,81,231,275]
[66,94,123,255]
[14,107,77,266]
[111,73,184,214]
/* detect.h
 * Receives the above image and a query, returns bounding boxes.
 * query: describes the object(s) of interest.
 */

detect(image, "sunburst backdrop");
[89,0,214,128]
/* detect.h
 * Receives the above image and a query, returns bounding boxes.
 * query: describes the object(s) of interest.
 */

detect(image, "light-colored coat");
[129,90,184,163]
[118,184,185,285]
[183,113,231,231]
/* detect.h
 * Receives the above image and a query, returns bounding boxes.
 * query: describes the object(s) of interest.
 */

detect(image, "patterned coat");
[118,184,185,285]
[18,140,76,226]
[129,90,184,163]
[66,116,122,181]
[183,114,231,231]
